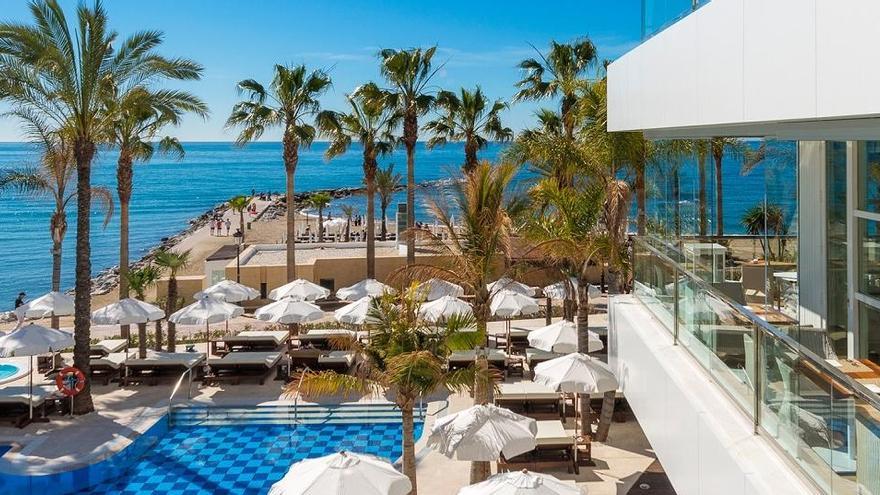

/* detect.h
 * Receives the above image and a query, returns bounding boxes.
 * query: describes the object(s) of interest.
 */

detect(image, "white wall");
[608,0,880,139]
[608,295,819,495]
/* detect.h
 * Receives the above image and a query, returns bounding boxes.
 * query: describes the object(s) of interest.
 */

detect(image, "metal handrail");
[291,366,310,425]
[167,367,194,421]
[634,235,880,412]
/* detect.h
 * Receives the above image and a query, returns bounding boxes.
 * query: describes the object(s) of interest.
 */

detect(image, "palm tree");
[515,38,597,139]
[307,192,332,243]
[290,289,476,494]
[0,0,202,414]
[424,87,512,173]
[154,249,191,352]
[228,195,249,243]
[376,164,402,241]
[126,266,161,359]
[361,47,441,265]
[107,87,207,341]
[227,65,331,280]
[340,205,356,242]
[0,129,113,328]
[741,203,788,261]
[523,179,611,436]
[710,137,750,236]
[317,89,400,275]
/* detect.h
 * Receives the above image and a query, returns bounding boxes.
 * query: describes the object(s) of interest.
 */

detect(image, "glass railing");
[633,236,880,495]
[641,0,711,40]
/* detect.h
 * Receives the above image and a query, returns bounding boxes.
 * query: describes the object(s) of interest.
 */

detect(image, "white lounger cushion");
[535,420,574,446]
[0,384,59,405]
[125,351,205,368]
[496,381,559,401]
[90,339,128,354]
[448,349,508,363]
[318,351,356,365]
[298,329,356,340]
[208,352,282,368]
[223,331,289,344]
[525,348,562,362]
[90,352,134,369]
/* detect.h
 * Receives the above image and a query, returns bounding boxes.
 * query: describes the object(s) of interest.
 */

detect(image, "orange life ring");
[56,366,86,397]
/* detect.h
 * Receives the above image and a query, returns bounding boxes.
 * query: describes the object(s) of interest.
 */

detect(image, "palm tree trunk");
[72,139,95,415]
[404,113,417,265]
[698,148,708,236]
[154,320,163,351]
[673,168,681,237]
[594,391,616,442]
[365,156,377,279]
[137,322,147,359]
[50,208,65,329]
[714,146,724,237]
[400,400,418,495]
[635,163,646,236]
[283,133,298,281]
[463,138,478,174]
[575,276,592,437]
[380,204,388,241]
[166,276,178,352]
[239,210,245,242]
[118,153,133,341]
[317,207,324,243]
[470,347,492,483]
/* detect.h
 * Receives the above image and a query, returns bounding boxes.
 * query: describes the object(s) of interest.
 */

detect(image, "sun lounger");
[490,328,531,351]
[448,349,509,375]
[218,330,290,353]
[525,348,563,370]
[90,352,133,385]
[121,351,205,386]
[0,383,61,428]
[203,351,283,385]
[498,420,578,474]
[495,381,561,415]
[90,339,128,357]
[316,351,356,372]
[296,329,357,349]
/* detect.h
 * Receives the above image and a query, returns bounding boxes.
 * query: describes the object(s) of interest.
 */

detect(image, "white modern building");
[607,1,880,494]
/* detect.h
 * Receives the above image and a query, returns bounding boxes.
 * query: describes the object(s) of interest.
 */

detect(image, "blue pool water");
[75,422,422,495]
[0,364,20,381]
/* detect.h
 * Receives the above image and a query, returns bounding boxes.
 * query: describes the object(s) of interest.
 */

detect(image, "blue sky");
[0,0,641,141]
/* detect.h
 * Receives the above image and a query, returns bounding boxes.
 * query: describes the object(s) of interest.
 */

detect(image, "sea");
[0,140,797,308]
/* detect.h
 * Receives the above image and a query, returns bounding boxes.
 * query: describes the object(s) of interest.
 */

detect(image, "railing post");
[673,264,680,345]
[753,325,762,434]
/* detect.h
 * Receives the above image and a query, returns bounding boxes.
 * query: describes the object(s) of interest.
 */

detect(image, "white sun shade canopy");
[336,279,395,301]
[527,320,603,354]
[195,279,260,303]
[269,279,331,302]
[169,295,244,325]
[533,352,619,394]
[334,296,373,325]
[418,295,473,323]
[541,278,601,301]
[486,278,536,297]
[256,298,324,325]
[490,290,540,318]
[91,298,165,325]
[0,323,74,357]
[458,470,580,495]
[427,404,537,461]
[268,451,412,495]
[416,278,465,301]
[14,291,74,320]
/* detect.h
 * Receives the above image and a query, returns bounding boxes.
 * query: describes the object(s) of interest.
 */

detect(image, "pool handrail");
[292,365,311,425]
[167,367,194,421]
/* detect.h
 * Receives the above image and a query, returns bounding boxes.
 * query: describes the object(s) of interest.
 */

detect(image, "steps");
[169,402,426,427]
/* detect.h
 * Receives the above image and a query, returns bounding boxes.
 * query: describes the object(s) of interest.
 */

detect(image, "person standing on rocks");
[14,292,26,309]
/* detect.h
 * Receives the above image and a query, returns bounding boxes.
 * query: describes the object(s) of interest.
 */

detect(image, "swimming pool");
[0,362,27,384]
[0,364,19,380]
[76,421,420,494]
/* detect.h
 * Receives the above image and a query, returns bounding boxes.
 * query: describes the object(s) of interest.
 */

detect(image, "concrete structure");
[608,1,880,494]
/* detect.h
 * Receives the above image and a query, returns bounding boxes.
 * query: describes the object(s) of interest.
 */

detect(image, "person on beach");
[14,292,25,308]
[217,218,224,236]
[209,221,215,236]
[225,218,231,236]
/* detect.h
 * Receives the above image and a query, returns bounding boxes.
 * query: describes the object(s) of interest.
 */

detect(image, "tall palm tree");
[227,65,331,280]
[376,164,402,241]
[361,47,441,265]
[0,0,202,414]
[107,87,207,341]
[515,38,597,139]
[0,128,113,328]
[317,89,400,276]
[424,87,512,173]
[710,137,749,237]
[290,289,476,494]
[307,192,332,243]
[126,265,161,359]
[228,195,249,242]
[154,249,191,352]
[340,205,356,242]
